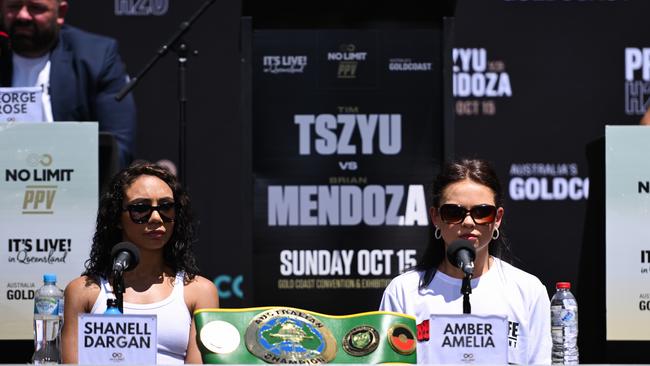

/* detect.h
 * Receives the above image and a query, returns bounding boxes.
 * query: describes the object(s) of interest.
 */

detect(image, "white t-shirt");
[11,53,53,122]
[379,257,551,365]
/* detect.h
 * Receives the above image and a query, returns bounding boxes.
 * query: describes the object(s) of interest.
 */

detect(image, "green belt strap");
[194,306,417,364]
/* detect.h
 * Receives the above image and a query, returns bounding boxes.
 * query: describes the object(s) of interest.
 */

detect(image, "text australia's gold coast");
[245,308,337,363]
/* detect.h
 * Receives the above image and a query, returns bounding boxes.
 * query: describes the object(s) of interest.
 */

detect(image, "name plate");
[78,313,157,364]
[0,87,44,122]
[424,313,507,364]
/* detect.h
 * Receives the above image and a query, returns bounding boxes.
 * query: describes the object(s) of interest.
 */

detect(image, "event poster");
[0,123,98,339]
[450,1,650,361]
[252,29,444,313]
[605,126,650,340]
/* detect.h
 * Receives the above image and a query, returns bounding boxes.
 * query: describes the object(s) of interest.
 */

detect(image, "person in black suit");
[0,0,136,167]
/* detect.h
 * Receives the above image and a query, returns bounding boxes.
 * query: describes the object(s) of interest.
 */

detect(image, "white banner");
[0,87,44,123]
[423,313,508,364]
[606,125,650,340]
[78,313,157,364]
[0,122,98,339]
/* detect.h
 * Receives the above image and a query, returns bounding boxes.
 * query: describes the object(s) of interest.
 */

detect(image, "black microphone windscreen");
[446,239,476,264]
[111,241,140,268]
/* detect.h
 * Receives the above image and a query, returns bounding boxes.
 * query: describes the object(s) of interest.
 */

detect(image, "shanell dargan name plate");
[194,307,417,364]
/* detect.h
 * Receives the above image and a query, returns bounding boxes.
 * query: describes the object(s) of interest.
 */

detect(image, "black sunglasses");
[123,202,176,224]
[438,204,497,225]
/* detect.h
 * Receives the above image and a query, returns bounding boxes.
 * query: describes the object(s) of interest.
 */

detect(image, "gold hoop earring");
[434,227,442,240]
[492,228,500,240]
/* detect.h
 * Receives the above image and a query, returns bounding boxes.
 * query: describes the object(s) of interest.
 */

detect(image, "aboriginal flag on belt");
[389,325,416,354]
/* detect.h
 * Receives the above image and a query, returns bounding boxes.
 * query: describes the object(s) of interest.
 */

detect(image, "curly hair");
[83,160,199,282]
[416,158,513,288]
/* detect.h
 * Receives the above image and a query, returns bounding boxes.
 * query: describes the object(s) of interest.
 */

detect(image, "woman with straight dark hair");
[61,161,219,364]
[380,158,551,365]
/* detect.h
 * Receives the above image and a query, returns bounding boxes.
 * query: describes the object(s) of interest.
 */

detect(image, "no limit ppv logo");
[3,153,74,214]
[327,44,367,79]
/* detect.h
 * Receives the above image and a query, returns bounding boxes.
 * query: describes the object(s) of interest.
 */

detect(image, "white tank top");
[90,272,191,364]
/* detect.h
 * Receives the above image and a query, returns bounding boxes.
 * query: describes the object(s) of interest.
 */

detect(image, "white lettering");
[625,47,650,81]
[295,114,402,156]
[357,249,394,276]
[279,250,355,276]
[268,185,428,226]
[453,73,512,97]
[509,177,589,201]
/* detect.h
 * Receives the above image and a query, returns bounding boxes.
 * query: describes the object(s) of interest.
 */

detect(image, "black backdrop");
[0,0,247,361]
[249,27,444,313]
[451,0,650,363]
[64,0,250,307]
[3,0,650,363]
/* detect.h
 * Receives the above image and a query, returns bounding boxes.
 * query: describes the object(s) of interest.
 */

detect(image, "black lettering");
[84,336,94,347]
[485,336,495,347]
[117,336,127,348]
[94,336,105,347]
[105,335,115,348]
[92,322,104,334]
[139,336,150,348]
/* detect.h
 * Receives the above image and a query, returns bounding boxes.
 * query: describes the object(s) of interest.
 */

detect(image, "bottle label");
[35,298,59,315]
[563,299,577,308]
[551,304,578,326]
[559,309,575,323]
[58,298,64,317]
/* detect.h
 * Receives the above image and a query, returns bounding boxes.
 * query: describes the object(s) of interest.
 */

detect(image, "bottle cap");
[43,273,57,283]
[556,281,571,289]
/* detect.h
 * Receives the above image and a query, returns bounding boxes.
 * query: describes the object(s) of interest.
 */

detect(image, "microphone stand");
[461,273,472,314]
[115,0,217,184]
[112,270,125,313]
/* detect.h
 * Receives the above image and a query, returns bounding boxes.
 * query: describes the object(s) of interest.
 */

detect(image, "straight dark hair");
[416,158,512,288]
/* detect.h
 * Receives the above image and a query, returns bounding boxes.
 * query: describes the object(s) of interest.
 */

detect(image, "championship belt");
[195,307,417,364]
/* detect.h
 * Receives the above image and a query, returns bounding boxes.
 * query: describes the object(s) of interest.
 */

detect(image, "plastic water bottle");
[31,274,64,365]
[551,281,579,364]
[105,298,122,314]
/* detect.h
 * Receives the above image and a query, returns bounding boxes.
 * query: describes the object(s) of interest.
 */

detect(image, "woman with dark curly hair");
[379,159,551,365]
[61,161,218,364]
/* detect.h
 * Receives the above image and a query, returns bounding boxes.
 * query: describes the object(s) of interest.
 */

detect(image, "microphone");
[111,242,140,274]
[446,239,476,277]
